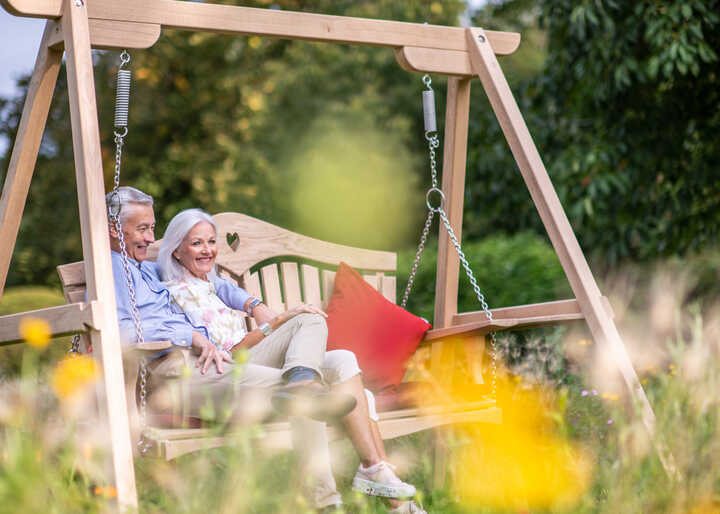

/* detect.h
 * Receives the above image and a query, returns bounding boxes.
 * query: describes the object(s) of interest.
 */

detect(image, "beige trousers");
[148,313,347,508]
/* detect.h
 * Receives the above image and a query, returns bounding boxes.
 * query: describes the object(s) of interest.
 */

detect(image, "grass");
[1,271,719,513]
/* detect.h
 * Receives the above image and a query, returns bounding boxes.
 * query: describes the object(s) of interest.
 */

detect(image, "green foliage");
[398,232,572,322]
[465,0,720,265]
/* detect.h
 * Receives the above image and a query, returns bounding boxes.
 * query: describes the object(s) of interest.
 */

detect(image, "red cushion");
[325,263,431,391]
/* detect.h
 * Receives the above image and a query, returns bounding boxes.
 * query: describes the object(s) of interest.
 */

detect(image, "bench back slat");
[280,262,303,310]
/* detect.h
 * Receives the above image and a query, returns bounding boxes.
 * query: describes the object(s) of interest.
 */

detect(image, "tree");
[464,0,720,265]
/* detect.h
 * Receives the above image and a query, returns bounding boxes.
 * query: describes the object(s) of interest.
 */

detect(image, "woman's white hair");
[157,208,218,282]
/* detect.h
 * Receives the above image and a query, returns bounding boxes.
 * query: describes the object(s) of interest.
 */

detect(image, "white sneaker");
[389,501,427,514]
[351,461,416,498]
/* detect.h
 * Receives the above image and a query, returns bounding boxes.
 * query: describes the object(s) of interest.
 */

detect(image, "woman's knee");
[295,312,328,333]
[324,349,361,383]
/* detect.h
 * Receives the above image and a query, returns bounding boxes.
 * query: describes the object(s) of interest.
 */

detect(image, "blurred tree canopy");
[466,0,720,265]
[1,0,719,287]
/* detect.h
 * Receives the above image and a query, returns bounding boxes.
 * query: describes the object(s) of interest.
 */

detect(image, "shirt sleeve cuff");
[172,327,194,347]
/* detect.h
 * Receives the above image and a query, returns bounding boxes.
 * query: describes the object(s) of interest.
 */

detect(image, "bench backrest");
[58,212,399,331]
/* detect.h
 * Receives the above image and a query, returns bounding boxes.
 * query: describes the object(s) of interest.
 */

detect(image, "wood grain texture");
[260,264,285,313]
[46,18,161,50]
[320,269,336,307]
[0,301,100,345]
[0,22,61,296]
[395,46,474,76]
[434,77,471,330]
[159,403,500,459]
[300,264,321,307]
[214,212,395,276]
[280,262,302,309]
[3,0,520,56]
[62,0,137,507]
[465,27,671,473]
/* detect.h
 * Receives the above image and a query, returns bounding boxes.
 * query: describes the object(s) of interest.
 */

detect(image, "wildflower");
[51,355,98,400]
[581,390,589,397]
[591,389,598,396]
[436,374,592,510]
[19,317,51,349]
[607,419,613,425]
[92,486,118,499]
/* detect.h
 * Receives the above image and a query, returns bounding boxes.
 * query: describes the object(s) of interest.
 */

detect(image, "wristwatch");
[247,297,262,316]
[259,322,273,337]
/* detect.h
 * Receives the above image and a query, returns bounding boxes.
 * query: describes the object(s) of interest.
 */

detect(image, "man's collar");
[110,249,141,268]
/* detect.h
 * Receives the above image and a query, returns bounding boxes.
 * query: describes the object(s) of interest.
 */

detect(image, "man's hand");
[191,331,233,374]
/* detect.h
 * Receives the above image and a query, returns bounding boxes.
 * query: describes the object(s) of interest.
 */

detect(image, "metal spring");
[114,69,131,128]
[422,89,436,134]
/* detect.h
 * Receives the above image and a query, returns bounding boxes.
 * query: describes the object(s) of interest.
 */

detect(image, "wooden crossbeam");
[0,301,101,345]
[4,0,519,53]
[46,18,161,50]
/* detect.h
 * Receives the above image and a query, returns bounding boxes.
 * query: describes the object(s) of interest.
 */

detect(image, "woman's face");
[173,221,217,280]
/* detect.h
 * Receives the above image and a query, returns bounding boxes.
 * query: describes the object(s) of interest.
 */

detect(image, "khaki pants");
[148,313,343,508]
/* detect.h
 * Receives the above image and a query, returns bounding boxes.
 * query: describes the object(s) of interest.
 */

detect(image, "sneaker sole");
[351,477,416,498]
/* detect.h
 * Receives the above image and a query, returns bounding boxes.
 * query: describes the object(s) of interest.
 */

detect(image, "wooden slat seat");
[56,211,600,461]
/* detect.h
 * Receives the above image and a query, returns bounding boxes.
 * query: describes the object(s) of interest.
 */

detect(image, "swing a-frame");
[1,0,666,509]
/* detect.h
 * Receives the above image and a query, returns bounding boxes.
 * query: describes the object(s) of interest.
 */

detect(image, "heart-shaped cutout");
[226,232,240,251]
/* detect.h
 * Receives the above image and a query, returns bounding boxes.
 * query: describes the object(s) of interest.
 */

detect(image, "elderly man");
[106,186,423,514]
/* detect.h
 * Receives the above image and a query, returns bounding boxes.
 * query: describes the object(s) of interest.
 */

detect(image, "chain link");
[401,209,434,308]
[403,73,499,400]
[106,50,150,452]
[437,209,498,398]
[68,334,81,354]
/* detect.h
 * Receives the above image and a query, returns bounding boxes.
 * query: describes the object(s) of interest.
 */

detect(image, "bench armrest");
[122,340,173,356]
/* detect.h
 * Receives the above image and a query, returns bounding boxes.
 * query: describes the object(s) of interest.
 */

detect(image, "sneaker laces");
[360,461,402,482]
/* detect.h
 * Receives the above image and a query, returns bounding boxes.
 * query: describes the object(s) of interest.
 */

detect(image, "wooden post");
[432,77,471,329]
[62,0,138,508]
[430,77,472,488]
[0,21,62,297]
[465,27,675,474]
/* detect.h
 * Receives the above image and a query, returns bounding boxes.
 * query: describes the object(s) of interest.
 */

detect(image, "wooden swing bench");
[55,211,604,461]
[1,0,666,506]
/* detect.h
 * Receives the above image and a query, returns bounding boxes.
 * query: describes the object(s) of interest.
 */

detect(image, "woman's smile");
[173,221,218,279]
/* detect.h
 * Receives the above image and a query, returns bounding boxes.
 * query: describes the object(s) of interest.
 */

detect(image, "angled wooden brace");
[464,27,676,476]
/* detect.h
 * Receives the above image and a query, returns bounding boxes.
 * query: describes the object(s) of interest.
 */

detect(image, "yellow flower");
[51,355,98,400]
[420,361,592,511]
[19,317,51,348]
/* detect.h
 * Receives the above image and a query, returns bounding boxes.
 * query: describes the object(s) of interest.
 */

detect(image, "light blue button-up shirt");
[111,251,253,347]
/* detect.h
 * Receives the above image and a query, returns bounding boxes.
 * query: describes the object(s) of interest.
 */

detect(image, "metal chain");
[106,51,151,451]
[401,209,434,308]
[437,209,498,399]
[403,73,499,400]
[68,334,81,354]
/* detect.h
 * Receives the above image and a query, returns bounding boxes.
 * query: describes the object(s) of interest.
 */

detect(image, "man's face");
[110,203,156,262]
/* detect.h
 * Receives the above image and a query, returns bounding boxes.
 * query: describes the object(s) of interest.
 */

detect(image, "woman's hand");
[286,303,328,319]
[191,331,234,374]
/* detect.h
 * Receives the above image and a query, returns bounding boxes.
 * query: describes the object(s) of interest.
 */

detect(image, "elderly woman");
[158,208,424,514]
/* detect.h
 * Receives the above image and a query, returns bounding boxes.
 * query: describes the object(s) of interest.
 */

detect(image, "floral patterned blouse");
[166,277,248,352]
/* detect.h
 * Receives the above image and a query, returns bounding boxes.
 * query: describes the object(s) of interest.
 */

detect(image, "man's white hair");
[105,186,154,225]
[157,208,218,283]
